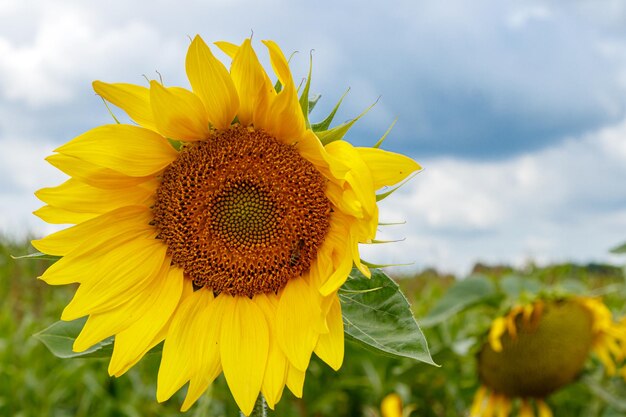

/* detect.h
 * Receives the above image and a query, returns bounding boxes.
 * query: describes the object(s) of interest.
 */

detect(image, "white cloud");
[362,119,626,275]
[0,2,183,106]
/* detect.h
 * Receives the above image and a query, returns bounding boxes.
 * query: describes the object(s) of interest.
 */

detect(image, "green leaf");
[421,275,497,327]
[311,88,349,132]
[11,252,60,262]
[339,268,436,365]
[610,241,626,254]
[499,274,541,299]
[34,318,114,359]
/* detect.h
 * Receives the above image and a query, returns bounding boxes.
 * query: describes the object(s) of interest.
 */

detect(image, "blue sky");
[2,0,626,274]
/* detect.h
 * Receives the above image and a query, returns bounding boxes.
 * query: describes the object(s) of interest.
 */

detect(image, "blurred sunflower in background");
[470,296,626,417]
[32,35,420,415]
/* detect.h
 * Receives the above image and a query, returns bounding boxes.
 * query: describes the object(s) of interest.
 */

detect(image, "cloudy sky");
[1,0,626,274]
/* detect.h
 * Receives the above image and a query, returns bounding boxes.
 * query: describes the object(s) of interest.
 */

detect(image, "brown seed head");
[152,125,331,297]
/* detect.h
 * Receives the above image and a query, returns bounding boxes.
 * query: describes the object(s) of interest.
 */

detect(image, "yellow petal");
[325,140,376,220]
[314,296,344,370]
[73,260,171,352]
[519,399,534,417]
[356,147,422,190]
[92,81,156,130]
[319,214,355,296]
[255,294,288,409]
[181,292,226,411]
[38,211,155,284]
[488,317,507,352]
[537,400,553,417]
[150,81,210,141]
[55,124,178,177]
[469,386,487,417]
[261,40,292,88]
[256,41,305,143]
[33,205,98,225]
[46,153,154,189]
[61,237,168,319]
[220,295,269,416]
[107,265,184,376]
[229,39,273,126]
[33,205,153,257]
[276,277,322,371]
[157,288,214,403]
[186,35,239,130]
[108,278,192,379]
[381,393,403,417]
[285,365,305,398]
[215,40,239,58]
[35,178,154,213]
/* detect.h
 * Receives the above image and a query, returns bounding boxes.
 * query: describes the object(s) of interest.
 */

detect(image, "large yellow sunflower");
[33,35,420,414]
[470,297,626,417]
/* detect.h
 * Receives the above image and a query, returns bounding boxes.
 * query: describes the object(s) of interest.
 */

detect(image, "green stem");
[239,394,267,417]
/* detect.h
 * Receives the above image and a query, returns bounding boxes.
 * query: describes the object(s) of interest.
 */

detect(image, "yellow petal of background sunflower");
[55,124,178,177]
[150,81,210,141]
[220,295,269,416]
[356,147,422,190]
[228,39,273,127]
[46,153,155,189]
[107,265,184,376]
[92,81,156,131]
[61,237,168,319]
[276,277,323,371]
[314,296,345,371]
[186,35,239,130]
[35,178,155,213]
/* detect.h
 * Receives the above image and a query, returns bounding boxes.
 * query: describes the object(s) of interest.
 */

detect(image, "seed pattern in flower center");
[152,125,331,297]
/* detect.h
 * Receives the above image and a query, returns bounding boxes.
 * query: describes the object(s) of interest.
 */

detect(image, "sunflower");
[470,297,626,417]
[33,35,420,415]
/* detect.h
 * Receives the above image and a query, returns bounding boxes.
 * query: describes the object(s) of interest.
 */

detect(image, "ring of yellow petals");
[33,35,421,415]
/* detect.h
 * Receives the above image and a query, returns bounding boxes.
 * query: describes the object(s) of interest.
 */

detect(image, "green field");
[2,236,626,416]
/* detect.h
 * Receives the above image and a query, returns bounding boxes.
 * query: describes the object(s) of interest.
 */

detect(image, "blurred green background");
[3,236,626,417]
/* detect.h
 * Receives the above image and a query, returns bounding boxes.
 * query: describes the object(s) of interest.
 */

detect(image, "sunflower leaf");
[420,274,498,327]
[34,318,114,359]
[610,241,626,254]
[339,268,436,365]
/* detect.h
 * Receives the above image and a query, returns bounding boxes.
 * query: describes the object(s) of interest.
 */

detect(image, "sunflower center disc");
[153,125,331,297]
[478,300,594,398]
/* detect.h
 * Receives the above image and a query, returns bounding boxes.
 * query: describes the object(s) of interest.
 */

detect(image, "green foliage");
[340,269,435,365]
[34,318,115,359]
[5,235,626,417]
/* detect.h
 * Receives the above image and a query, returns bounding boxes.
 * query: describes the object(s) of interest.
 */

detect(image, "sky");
[1,0,626,275]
